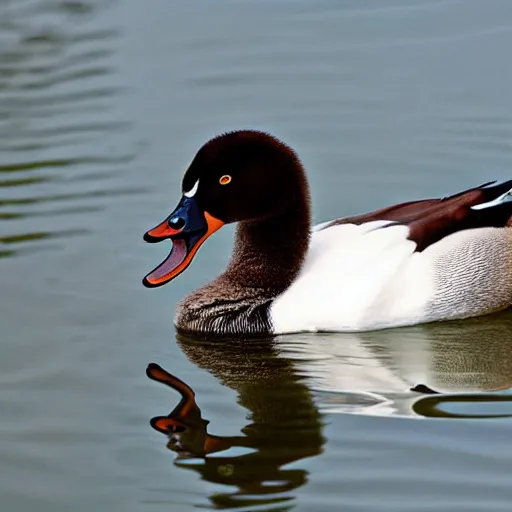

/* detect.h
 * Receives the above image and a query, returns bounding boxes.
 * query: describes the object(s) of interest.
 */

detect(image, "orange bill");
[142,196,224,288]
[143,220,183,241]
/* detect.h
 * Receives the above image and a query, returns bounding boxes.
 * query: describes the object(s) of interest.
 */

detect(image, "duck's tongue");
[146,239,188,281]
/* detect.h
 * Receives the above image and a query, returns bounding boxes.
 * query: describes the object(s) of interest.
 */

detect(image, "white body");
[270,221,512,333]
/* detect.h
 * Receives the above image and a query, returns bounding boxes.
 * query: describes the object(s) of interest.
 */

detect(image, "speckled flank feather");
[426,227,512,321]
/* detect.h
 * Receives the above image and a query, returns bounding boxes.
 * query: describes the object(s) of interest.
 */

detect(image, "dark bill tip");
[143,231,163,243]
[142,275,162,288]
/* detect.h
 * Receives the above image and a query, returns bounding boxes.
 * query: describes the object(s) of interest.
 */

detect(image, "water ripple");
[0,0,135,259]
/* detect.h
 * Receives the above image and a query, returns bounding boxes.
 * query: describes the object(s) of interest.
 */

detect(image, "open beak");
[142,196,224,288]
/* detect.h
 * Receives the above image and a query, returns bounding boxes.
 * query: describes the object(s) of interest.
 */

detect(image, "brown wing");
[322,181,512,252]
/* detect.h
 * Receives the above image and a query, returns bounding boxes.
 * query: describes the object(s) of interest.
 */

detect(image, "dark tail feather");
[471,180,512,211]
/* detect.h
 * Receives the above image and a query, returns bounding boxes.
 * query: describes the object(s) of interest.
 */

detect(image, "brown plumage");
[323,180,512,251]
[175,131,311,337]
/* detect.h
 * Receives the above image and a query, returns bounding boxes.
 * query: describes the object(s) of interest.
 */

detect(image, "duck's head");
[142,130,309,288]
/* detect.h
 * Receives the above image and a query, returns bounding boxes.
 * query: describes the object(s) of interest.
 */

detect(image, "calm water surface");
[1,0,512,510]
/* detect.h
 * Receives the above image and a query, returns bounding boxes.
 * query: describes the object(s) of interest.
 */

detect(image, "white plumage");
[270,221,512,334]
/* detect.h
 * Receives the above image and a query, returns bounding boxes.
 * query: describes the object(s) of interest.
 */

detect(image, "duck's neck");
[226,205,311,292]
[176,202,311,338]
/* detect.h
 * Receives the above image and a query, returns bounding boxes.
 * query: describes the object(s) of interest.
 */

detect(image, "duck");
[142,130,512,339]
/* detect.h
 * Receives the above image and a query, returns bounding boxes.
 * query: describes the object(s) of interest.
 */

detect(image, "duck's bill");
[142,197,224,288]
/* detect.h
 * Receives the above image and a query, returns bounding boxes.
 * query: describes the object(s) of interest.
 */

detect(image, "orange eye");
[219,175,232,185]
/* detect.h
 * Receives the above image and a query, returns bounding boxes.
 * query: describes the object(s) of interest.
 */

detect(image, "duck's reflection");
[146,314,512,508]
[147,337,324,510]
[275,312,512,417]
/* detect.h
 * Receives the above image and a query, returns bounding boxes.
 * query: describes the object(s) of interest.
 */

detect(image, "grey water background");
[2,0,512,510]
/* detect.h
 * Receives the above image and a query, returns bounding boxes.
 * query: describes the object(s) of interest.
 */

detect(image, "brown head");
[142,130,311,289]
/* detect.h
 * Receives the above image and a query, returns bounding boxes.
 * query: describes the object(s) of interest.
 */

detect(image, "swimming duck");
[143,130,512,338]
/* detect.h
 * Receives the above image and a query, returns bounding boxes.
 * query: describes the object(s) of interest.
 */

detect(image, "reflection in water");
[275,313,512,417]
[147,316,512,508]
[147,337,324,510]
[0,0,135,258]
[413,393,512,419]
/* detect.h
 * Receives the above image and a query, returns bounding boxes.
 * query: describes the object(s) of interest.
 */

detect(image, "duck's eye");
[219,175,232,185]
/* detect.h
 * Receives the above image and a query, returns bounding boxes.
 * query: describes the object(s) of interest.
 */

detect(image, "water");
[1,0,512,510]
